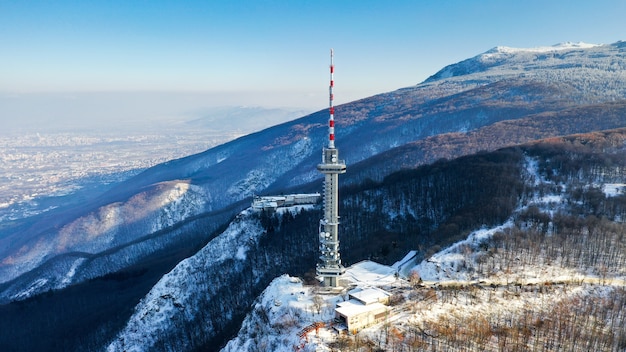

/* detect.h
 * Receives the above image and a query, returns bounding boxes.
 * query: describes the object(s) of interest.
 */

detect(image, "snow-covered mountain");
[426,41,624,102]
[0,180,213,301]
[215,137,626,352]
[3,42,626,301]
[107,204,314,352]
[1,41,626,351]
[105,128,626,352]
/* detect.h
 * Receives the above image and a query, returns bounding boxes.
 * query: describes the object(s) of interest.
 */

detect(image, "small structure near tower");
[251,193,320,212]
[316,49,347,288]
[335,287,391,333]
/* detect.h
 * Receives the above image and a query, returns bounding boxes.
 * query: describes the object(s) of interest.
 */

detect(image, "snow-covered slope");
[0,180,211,302]
[107,208,264,352]
[107,204,313,352]
[222,150,626,352]
[426,41,623,91]
[221,262,401,352]
[3,41,626,306]
[221,275,328,352]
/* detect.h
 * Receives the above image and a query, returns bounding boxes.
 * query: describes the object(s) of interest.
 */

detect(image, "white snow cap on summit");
[486,42,601,55]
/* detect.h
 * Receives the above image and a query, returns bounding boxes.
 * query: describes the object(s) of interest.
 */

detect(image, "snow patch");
[342,260,398,287]
[484,42,600,57]
[602,183,626,197]
[410,221,514,282]
[235,246,247,260]
[11,278,49,301]
[61,258,86,286]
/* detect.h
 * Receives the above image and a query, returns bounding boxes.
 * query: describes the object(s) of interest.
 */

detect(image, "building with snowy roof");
[347,287,391,305]
[251,193,320,211]
[334,287,391,333]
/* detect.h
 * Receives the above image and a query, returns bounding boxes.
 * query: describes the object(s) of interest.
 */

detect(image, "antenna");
[329,48,335,149]
[316,48,347,288]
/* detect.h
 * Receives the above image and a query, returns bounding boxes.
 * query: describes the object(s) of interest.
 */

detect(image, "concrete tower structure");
[316,49,347,288]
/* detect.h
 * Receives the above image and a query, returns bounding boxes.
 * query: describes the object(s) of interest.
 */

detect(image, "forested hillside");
[348,101,626,183]
[111,128,626,351]
[2,42,626,352]
[221,128,626,352]
[342,128,626,265]
[4,42,626,307]
[3,125,626,351]
[364,129,626,351]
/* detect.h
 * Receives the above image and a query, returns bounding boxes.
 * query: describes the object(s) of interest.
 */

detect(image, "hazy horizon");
[0,91,316,134]
[1,0,624,132]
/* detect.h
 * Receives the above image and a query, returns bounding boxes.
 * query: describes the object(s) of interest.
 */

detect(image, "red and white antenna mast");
[316,48,347,288]
[329,48,335,149]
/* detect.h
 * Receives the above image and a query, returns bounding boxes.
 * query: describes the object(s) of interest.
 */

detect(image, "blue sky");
[0,0,624,126]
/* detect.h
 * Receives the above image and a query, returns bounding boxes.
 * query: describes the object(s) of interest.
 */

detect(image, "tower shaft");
[317,49,346,288]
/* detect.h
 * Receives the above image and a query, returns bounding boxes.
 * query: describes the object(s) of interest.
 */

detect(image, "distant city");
[0,130,230,222]
[0,104,309,223]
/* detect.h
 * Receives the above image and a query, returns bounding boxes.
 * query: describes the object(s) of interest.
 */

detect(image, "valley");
[1,42,626,351]
[0,129,238,224]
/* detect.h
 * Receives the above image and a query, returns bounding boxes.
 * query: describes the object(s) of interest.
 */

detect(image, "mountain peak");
[424,41,611,83]
[484,42,601,56]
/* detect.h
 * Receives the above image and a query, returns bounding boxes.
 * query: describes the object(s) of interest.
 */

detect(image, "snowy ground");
[226,227,625,351]
[221,263,403,352]
[222,155,626,351]
[341,260,398,287]
[602,183,626,197]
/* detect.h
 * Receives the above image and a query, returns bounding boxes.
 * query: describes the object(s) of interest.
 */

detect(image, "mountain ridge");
[1,40,626,351]
[3,40,626,298]
[108,127,626,351]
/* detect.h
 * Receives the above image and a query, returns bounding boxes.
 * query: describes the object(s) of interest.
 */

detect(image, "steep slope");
[348,101,626,183]
[2,41,626,350]
[3,42,626,301]
[110,129,626,350]
[105,207,267,352]
[222,128,626,351]
[106,204,319,352]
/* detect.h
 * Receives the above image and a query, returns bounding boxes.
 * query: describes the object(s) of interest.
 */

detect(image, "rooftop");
[348,287,391,305]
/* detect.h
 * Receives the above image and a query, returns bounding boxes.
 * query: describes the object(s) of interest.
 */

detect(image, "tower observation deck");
[317,49,347,288]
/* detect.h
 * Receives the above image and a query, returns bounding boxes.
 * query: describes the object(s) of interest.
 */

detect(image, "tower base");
[317,265,346,288]
[323,276,338,288]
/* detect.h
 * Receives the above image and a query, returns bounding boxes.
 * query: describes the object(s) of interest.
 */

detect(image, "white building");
[251,193,320,211]
[335,287,391,333]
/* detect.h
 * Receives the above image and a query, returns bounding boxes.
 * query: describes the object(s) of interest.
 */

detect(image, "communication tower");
[316,49,347,288]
